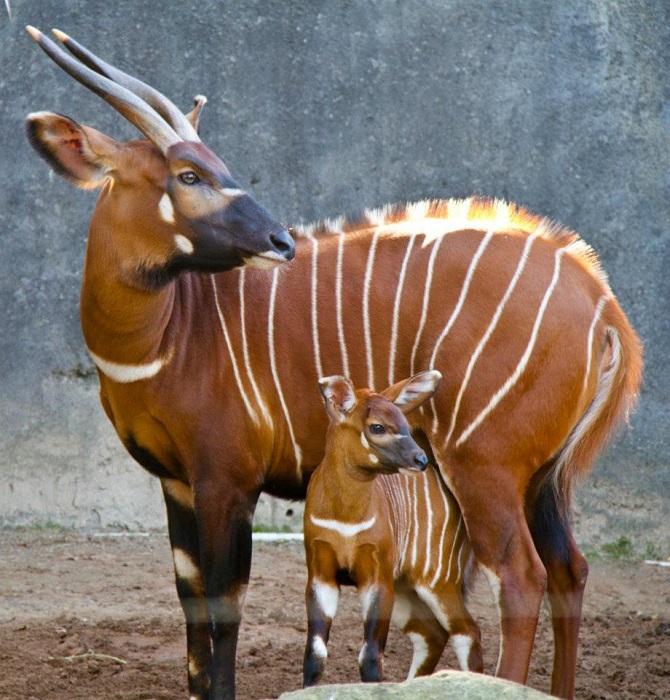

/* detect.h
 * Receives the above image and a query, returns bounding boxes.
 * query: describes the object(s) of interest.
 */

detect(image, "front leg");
[193,479,258,700]
[353,545,395,682]
[303,541,340,687]
[162,478,212,700]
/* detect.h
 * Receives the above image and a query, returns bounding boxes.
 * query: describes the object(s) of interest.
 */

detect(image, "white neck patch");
[89,350,167,383]
[309,514,376,537]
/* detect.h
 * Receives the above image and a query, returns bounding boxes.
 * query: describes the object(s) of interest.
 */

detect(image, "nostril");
[414,453,428,470]
[270,228,295,259]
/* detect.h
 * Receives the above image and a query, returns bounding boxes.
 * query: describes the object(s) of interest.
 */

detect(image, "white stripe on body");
[456,247,567,447]
[268,269,303,472]
[309,233,324,379]
[444,231,541,446]
[362,231,381,390]
[335,231,351,377]
[429,472,453,588]
[420,471,434,578]
[210,275,259,426]
[388,235,417,385]
[238,269,273,429]
[410,236,445,375]
[429,230,496,434]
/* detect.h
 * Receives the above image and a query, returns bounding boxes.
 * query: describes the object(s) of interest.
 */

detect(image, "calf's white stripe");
[310,514,376,537]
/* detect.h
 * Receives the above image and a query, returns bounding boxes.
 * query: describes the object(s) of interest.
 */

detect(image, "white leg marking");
[390,593,412,629]
[583,294,610,394]
[162,478,194,511]
[313,581,339,619]
[363,231,381,390]
[456,247,566,446]
[312,635,328,659]
[388,234,417,385]
[406,632,430,680]
[410,236,444,375]
[450,633,473,671]
[415,585,452,631]
[158,193,175,224]
[359,585,379,621]
[173,548,203,592]
[174,234,194,254]
[335,231,351,377]
[310,235,324,379]
[268,268,303,471]
[358,642,368,668]
[238,269,273,429]
[88,350,167,383]
[429,230,496,433]
[481,564,504,675]
[444,232,540,446]
[210,275,259,425]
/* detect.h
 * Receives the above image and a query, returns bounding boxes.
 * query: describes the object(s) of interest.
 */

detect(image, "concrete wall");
[0,1,667,552]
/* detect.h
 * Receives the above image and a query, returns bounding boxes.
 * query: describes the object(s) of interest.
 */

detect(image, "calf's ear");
[318,376,357,423]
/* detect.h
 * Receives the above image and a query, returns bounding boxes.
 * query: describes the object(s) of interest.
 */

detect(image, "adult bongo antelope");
[26,27,642,700]
[303,371,483,685]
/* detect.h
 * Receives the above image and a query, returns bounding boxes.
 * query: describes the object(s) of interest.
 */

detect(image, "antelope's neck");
[80,229,176,373]
[311,455,379,522]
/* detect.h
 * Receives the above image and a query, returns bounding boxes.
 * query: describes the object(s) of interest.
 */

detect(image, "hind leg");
[446,464,547,684]
[392,585,449,679]
[529,484,588,699]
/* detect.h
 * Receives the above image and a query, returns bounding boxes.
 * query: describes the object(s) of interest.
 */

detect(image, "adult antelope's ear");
[185,95,207,133]
[318,376,357,423]
[382,370,442,415]
[26,112,121,189]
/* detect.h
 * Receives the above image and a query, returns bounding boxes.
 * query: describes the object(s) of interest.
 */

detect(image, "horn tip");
[194,94,208,106]
[52,28,70,43]
[26,25,42,40]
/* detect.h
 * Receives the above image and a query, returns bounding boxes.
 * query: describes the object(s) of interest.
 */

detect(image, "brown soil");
[0,530,668,699]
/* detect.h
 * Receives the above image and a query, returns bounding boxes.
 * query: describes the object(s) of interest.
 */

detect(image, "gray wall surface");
[0,1,667,552]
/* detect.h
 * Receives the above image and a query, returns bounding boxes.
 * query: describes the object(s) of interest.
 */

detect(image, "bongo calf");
[303,371,483,686]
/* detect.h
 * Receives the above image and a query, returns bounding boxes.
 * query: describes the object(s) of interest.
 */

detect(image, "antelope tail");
[552,299,643,512]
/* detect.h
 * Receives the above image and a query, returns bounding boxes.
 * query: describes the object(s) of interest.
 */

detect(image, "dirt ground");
[0,530,668,700]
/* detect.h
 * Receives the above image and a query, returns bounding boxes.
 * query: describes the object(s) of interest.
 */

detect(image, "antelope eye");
[178,171,200,185]
[369,424,386,435]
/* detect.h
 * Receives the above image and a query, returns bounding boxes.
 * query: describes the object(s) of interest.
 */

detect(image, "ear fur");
[186,95,207,133]
[25,112,121,189]
[318,375,357,423]
[381,370,442,415]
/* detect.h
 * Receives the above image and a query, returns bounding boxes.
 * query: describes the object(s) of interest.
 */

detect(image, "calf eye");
[178,171,200,185]
[369,424,386,435]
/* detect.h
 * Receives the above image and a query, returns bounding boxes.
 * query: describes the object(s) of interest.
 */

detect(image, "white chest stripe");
[310,514,376,537]
[89,350,166,383]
